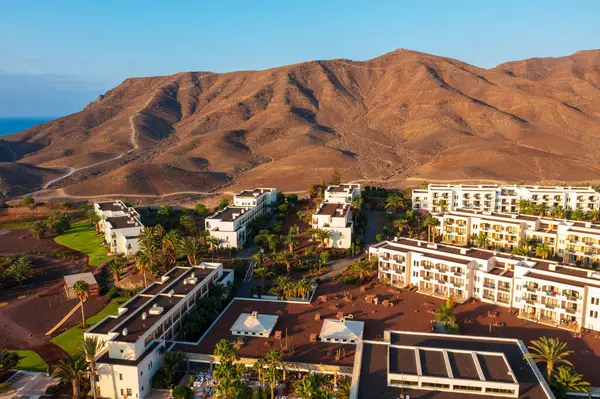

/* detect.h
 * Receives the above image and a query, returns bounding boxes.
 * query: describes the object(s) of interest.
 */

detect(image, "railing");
[563,293,579,301]
[524,285,537,292]
[423,276,432,281]
[498,286,511,293]
[497,297,510,304]
[564,308,577,315]
[545,303,557,309]
[483,294,494,301]
[422,264,434,270]
[525,299,536,305]
[483,283,496,289]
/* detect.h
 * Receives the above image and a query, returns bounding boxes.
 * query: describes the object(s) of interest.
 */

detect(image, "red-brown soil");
[3,49,600,197]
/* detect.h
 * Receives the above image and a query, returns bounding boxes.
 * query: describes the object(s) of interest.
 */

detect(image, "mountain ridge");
[2,48,600,197]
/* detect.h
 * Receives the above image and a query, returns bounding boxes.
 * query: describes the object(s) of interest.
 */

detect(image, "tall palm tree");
[283,231,299,254]
[552,366,590,397]
[351,195,364,221]
[309,228,331,249]
[293,374,327,398]
[253,267,272,294]
[524,336,573,382]
[519,236,537,252]
[161,230,181,267]
[79,337,105,399]
[422,216,440,243]
[179,236,203,266]
[296,278,313,301]
[435,301,457,325]
[276,250,296,274]
[207,237,224,261]
[107,257,127,282]
[392,218,409,236]
[135,251,151,287]
[552,205,565,219]
[475,233,490,249]
[572,209,586,221]
[72,280,89,328]
[263,349,283,399]
[535,243,552,260]
[385,194,405,215]
[438,199,448,212]
[588,209,600,222]
[351,259,375,283]
[52,356,89,399]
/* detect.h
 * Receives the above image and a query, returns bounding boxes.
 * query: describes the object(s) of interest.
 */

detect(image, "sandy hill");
[2,49,600,197]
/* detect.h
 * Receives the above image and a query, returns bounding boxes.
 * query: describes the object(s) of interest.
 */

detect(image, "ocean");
[0,117,55,136]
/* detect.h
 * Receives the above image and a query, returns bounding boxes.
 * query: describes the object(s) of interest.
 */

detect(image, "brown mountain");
[2,49,600,198]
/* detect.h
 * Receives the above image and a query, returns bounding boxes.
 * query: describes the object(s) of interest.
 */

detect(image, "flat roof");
[172,298,356,367]
[327,184,360,193]
[236,188,274,198]
[96,201,127,212]
[315,202,350,217]
[64,272,97,288]
[106,215,141,229]
[97,341,160,366]
[162,268,212,296]
[87,295,153,335]
[208,206,250,222]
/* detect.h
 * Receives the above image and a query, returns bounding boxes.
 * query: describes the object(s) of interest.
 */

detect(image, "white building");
[311,184,361,249]
[413,184,600,214]
[205,188,277,248]
[370,238,600,333]
[438,209,600,266]
[84,263,234,399]
[95,201,144,255]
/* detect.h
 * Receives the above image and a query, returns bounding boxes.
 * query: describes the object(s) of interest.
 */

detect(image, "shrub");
[338,276,359,285]
[21,195,35,207]
[194,203,209,217]
[105,286,122,300]
[216,199,229,212]
[375,233,384,242]
[60,200,73,209]
[286,194,298,203]
[592,262,599,269]
[172,385,193,399]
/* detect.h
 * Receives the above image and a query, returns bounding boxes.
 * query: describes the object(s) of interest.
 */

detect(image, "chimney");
[251,311,258,318]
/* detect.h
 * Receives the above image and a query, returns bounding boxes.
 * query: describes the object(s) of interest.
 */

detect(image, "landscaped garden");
[10,350,49,372]
[55,220,112,266]
[51,296,128,355]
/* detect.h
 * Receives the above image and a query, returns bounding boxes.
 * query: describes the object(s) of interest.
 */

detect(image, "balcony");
[545,303,557,310]
[524,285,538,293]
[453,271,463,277]
[422,264,434,270]
[423,275,433,281]
[452,281,463,288]
[524,298,536,305]
[483,294,494,301]
[563,293,579,301]
[497,297,510,304]
[498,285,511,293]
[564,307,578,315]
[483,283,496,290]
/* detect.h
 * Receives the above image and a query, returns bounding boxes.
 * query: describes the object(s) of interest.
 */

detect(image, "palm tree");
[162,230,181,267]
[107,257,127,282]
[214,339,238,363]
[435,300,457,325]
[283,231,299,254]
[385,194,405,215]
[79,337,105,399]
[422,216,440,243]
[588,209,600,222]
[293,374,327,398]
[276,250,295,274]
[135,251,151,287]
[537,203,548,217]
[253,267,272,294]
[438,199,449,212]
[263,349,283,399]
[351,259,375,283]
[52,356,89,399]
[524,336,573,382]
[207,236,224,261]
[519,236,537,252]
[552,205,565,219]
[351,195,364,221]
[535,243,552,260]
[72,280,89,328]
[269,276,291,300]
[309,228,331,249]
[475,233,490,249]
[572,209,586,221]
[392,218,409,236]
[552,366,590,397]
[179,236,203,266]
[296,278,313,301]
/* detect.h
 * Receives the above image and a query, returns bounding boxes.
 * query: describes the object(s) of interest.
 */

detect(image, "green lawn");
[51,296,128,355]
[9,350,49,372]
[54,220,113,266]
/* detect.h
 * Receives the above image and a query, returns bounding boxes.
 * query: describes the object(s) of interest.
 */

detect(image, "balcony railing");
[497,297,510,304]
[422,264,434,270]
[524,285,537,292]
[564,308,577,315]
[545,303,557,310]
[525,298,536,305]
[498,286,511,293]
[563,293,579,301]
[483,294,494,301]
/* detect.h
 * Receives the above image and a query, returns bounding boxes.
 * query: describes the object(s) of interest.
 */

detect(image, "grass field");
[51,296,128,355]
[10,350,49,372]
[55,220,113,266]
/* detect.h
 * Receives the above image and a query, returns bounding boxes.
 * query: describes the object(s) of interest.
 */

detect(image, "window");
[454,385,482,392]
[120,389,124,396]
[148,362,152,370]
[590,310,599,318]
[422,382,450,389]
[126,389,132,396]
[119,374,123,381]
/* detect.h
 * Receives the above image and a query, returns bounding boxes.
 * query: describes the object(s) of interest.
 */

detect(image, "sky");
[1,0,599,117]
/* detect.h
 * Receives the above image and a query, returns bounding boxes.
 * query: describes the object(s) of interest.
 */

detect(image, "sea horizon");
[0,117,57,136]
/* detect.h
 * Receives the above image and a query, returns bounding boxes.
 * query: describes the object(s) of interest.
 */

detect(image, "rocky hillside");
[2,49,600,197]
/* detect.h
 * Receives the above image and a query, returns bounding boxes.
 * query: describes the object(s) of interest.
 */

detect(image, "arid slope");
[2,49,600,197]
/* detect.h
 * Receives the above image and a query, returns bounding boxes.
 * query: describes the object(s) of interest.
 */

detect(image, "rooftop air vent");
[168,290,175,297]
[251,311,258,318]
[142,312,147,320]
[149,306,164,316]
[122,328,128,336]
[161,276,170,283]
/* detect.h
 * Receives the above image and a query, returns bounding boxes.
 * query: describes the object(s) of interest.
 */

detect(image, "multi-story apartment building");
[413,184,600,214]
[84,263,233,399]
[370,238,600,333]
[205,188,277,248]
[311,184,361,248]
[438,209,600,266]
[95,201,144,255]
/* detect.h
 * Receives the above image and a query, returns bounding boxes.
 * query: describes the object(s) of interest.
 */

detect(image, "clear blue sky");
[1,0,598,117]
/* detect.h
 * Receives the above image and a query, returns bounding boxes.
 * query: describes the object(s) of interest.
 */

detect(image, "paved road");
[321,252,364,280]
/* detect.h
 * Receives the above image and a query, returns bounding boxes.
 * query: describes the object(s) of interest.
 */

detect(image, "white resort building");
[438,208,600,266]
[413,184,600,214]
[370,238,600,333]
[205,188,277,248]
[95,201,144,255]
[311,184,361,248]
[84,263,233,399]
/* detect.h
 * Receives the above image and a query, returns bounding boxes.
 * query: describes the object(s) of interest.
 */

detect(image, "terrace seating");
[314,313,321,321]
[274,331,282,339]
[310,333,317,342]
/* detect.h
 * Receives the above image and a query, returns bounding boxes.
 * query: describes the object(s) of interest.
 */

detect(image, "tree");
[0,350,19,372]
[87,211,101,233]
[587,209,600,222]
[60,200,74,209]
[293,374,328,398]
[214,339,238,363]
[519,236,537,252]
[179,215,197,236]
[7,256,33,285]
[276,251,295,274]
[107,257,127,282]
[435,299,457,325]
[475,233,490,249]
[385,194,405,215]
[309,228,331,249]
[79,336,105,399]
[330,170,341,186]
[392,218,409,236]
[263,349,283,399]
[194,203,210,217]
[320,251,330,267]
[336,381,351,399]
[216,199,230,212]
[535,243,552,260]
[213,339,251,399]
[283,231,299,254]
[207,236,224,261]
[551,366,590,397]
[253,267,272,294]
[351,195,364,218]
[439,199,448,212]
[179,236,203,266]
[52,356,89,399]
[72,280,90,328]
[135,252,151,287]
[269,276,292,300]
[49,211,71,236]
[351,259,375,283]
[172,386,194,399]
[422,216,440,243]
[296,278,314,301]
[572,209,586,221]
[524,337,573,382]
[162,230,182,268]
[31,220,48,239]
[21,195,35,207]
